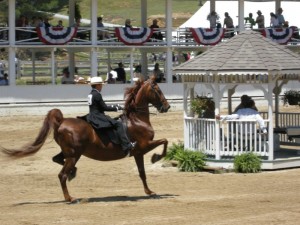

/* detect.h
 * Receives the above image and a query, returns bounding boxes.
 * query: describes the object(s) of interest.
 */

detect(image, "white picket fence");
[184,117,269,157]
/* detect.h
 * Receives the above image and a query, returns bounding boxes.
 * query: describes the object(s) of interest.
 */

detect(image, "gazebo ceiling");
[173,30,300,79]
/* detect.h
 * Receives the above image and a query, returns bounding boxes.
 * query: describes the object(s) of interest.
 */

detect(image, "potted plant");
[282,90,300,105]
[190,95,215,118]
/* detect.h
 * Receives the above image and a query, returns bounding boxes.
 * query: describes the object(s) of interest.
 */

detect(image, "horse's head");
[124,77,170,114]
[141,78,170,113]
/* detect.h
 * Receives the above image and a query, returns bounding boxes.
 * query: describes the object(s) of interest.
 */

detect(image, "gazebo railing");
[261,111,300,143]
[184,117,270,158]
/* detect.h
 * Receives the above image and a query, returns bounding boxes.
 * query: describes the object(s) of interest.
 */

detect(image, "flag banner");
[115,27,153,45]
[37,27,77,45]
[261,28,293,44]
[190,28,225,45]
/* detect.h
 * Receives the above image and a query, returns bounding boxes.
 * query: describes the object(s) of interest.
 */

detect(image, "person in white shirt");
[207,10,220,28]
[216,99,267,134]
[270,12,279,28]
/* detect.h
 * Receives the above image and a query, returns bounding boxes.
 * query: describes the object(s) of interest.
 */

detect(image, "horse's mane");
[124,79,144,114]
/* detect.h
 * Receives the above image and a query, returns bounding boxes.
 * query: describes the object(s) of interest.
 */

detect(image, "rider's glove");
[115,104,124,111]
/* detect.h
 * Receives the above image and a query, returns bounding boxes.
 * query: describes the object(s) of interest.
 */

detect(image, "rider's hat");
[90,76,105,85]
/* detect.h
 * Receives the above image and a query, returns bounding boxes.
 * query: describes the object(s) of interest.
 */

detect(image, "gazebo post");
[268,80,276,160]
[183,83,195,150]
[227,87,237,114]
[213,81,221,160]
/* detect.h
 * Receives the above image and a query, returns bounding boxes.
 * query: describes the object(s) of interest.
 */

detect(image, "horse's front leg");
[134,154,156,196]
[138,138,168,163]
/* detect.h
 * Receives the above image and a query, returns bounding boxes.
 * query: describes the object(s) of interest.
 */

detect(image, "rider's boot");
[124,142,136,157]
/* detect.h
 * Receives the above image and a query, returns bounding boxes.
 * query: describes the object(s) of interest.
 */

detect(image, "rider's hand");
[115,104,124,111]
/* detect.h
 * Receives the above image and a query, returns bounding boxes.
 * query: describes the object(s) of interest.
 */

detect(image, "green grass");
[58,0,200,26]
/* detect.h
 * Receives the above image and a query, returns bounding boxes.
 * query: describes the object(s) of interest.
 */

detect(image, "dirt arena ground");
[1,109,300,225]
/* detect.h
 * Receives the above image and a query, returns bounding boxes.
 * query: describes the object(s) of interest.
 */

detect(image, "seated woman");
[152,63,165,83]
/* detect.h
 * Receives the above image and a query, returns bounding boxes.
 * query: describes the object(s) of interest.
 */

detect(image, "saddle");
[77,114,128,146]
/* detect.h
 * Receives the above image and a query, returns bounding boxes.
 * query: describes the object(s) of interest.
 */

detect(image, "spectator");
[97,16,110,40]
[74,17,87,39]
[153,63,165,83]
[256,10,265,29]
[270,13,279,28]
[276,7,285,27]
[216,99,267,134]
[106,71,117,84]
[114,62,126,83]
[43,18,51,28]
[74,75,86,84]
[125,19,132,28]
[244,13,256,28]
[207,10,220,28]
[223,12,235,37]
[16,15,30,40]
[149,19,163,41]
[0,61,5,76]
[56,20,63,28]
[133,63,142,79]
[73,17,81,28]
[234,95,258,113]
[61,68,75,84]
[0,73,8,85]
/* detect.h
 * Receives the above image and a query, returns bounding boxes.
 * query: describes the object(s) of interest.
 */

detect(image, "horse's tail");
[1,108,64,158]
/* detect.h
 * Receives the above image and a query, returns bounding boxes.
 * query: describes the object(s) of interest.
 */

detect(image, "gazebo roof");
[174,30,300,80]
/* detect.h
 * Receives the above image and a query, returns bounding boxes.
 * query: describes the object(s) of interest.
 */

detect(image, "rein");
[125,80,162,115]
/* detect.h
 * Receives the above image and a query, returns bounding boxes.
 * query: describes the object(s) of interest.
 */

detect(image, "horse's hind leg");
[58,156,80,203]
[52,152,64,165]
[134,154,156,196]
[53,151,77,181]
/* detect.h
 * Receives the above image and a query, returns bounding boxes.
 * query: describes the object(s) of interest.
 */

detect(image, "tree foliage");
[15,0,70,17]
[0,0,78,23]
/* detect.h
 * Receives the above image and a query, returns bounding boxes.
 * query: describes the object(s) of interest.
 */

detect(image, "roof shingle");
[174,30,300,75]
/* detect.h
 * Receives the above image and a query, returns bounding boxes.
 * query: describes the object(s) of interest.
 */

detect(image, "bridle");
[131,80,166,114]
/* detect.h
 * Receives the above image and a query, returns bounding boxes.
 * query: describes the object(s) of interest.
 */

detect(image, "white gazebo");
[174,30,300,170]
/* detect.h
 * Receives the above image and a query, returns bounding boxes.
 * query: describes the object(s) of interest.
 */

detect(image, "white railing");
[184,117,269,157]
[1,26,299,47]
[261,111,300,143]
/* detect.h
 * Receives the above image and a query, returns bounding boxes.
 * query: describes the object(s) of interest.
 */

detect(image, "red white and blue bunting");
[37,27,77,45]
[261,28,293,44]
[115,27,153,45]
[190,28,225,45]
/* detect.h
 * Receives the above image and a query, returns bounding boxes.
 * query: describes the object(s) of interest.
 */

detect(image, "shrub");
[282,90,300,106]
[190,95,215,118]
[164,142,184,161]
[174,149,206,172]
[164,142,206,172]
[233,152,261,173]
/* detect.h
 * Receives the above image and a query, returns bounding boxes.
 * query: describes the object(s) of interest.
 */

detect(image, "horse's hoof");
[151,154,161,163]
[69,198,80,204]
[148,192,157,198]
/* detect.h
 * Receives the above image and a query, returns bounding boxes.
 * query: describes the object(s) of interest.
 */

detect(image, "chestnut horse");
[1,78,170,203]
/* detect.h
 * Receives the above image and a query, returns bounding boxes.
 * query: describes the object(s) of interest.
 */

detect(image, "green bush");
[164,142,184,161]
[233,152,261,173]
[164,142,206,172]
[174,149,206,172]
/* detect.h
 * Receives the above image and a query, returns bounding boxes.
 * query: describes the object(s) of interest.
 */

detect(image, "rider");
[52,76,135,179]
[87,76,136,156]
